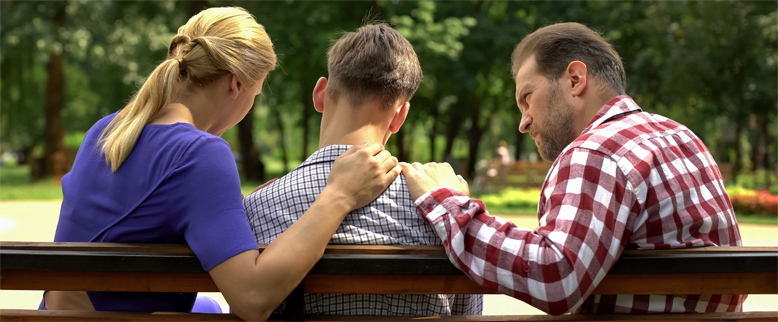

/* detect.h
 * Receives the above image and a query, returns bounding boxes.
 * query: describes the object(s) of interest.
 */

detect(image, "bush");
[477,185,778,218]
[729,189,778,217]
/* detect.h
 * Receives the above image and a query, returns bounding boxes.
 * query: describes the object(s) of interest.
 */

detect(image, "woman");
[41,7,401,321]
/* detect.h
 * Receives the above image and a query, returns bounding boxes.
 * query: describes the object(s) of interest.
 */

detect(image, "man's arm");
[402,149,639,315]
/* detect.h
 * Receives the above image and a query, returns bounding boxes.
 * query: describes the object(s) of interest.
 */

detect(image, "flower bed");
[477,186,778,217]
[729,190,778,217]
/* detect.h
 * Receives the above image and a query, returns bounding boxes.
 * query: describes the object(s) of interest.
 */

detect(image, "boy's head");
[325,23,422,109]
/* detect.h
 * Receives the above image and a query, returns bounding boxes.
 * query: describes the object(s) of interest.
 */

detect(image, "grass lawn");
[0,165,63,200]
[2,164,775,226]
[0,165,275,201]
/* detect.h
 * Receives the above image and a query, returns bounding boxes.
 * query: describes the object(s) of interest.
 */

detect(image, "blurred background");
[1,0,776,209]
[0,0,776,314]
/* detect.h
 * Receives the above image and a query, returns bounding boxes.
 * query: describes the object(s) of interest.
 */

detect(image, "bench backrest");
[2,242,776,295]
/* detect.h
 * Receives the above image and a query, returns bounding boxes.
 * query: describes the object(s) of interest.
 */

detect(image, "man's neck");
[317,99,392,149]
[576,92,620,136]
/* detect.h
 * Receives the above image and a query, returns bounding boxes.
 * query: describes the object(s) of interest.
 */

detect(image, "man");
[401,22,743,315]
[243,23,482,316]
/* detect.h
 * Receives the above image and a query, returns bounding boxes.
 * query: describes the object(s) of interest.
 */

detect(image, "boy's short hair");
[327,23,422,109]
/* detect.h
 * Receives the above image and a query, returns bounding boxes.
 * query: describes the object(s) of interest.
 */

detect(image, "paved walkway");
[1,201,776,314]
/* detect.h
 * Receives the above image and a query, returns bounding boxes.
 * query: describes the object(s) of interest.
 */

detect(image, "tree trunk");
[443,114,463,159]
[750,115,766,172]
[237,109,265,182]
[429,105,439,162]
[515,118,524,161]
[760,116,770,170]
[299,78,314,158]
[41,54,67,181]
[396,128,408,162]
[39,4,68,182]
[274,107,289,174]
[466,126,484,180]
[465,98,486,180]
[732,119,744,184]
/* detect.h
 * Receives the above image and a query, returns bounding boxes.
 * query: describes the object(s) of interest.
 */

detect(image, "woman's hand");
[400,162,470,200]
[325,143,401,211]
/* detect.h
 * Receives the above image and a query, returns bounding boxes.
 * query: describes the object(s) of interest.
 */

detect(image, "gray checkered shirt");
[244,145,483,316]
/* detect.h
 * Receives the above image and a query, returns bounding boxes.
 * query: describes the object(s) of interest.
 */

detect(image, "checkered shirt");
[244,145,483,316]
[416,95,744,315]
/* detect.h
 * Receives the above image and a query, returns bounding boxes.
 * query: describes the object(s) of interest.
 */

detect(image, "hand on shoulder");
[325,143,401,210]
[400,162,470,201]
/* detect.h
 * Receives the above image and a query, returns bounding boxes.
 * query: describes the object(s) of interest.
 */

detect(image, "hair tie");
[176,57,186,69]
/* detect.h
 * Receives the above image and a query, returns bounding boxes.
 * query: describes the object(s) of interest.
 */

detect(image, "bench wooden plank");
[1,310,776,321]
[1,244,776,295]
[4,242,775,254]
[2,270,775,295]
[2,244,775,275]
[0,242,447,255]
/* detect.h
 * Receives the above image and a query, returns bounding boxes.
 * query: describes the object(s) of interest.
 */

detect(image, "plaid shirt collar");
[298,144,352,168]
[582,95,643,135]
[554,95,643,162]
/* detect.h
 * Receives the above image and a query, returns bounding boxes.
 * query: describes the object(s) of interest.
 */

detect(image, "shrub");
[477,186,778,217]
[729,190,778,217]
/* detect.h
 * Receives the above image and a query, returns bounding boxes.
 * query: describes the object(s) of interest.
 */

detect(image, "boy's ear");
[312,77,328,112]
[389,101,410,133]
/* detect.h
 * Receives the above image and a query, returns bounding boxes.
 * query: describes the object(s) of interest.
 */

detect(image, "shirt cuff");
[414,186,468,222]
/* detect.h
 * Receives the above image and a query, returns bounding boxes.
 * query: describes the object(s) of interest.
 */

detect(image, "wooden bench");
[1,242,776,321]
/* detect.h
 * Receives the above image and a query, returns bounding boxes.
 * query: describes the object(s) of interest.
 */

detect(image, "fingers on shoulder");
[358,143,385,157]
[384,164,402,184]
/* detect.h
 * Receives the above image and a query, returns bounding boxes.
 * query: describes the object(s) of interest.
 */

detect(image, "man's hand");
[326,143,401,210]
[399,162,469,200]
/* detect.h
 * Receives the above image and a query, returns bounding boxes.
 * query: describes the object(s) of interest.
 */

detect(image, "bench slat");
[0,310,776,321]
[2,245,776,275]
[1,243,776,295]
[3,242,776,254]
[0,242,447,255]
[2,270,776,295]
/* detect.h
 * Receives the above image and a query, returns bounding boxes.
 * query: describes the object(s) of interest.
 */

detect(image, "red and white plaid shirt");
[416,95,744,315]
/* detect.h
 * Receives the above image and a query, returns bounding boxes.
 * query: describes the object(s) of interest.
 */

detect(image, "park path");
[1,201,776,314]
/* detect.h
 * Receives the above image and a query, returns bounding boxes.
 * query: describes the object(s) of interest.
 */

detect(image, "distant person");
[497,140,510,183]
[401,22,743,315]
[243,23,482,316]
[43,8,400,321]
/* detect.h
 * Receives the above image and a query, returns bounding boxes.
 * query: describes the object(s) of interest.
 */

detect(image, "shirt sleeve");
[416,148,639,315]
[166,136,259,271]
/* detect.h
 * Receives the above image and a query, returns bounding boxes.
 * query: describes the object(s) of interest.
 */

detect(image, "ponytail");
[98,58,183,172]
[98,7,276,172]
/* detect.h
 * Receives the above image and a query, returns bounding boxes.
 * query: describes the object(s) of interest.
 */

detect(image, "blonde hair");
[99,7,276,172]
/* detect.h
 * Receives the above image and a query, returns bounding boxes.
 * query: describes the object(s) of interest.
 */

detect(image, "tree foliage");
[1,0,775,182]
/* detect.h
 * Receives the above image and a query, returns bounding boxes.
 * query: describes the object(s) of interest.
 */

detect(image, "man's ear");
[312,77,328,113]
[565,61,588,97]
[228,74,241,100]
[389,101,410,133]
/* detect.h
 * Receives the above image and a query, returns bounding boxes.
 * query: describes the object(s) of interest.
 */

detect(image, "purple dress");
[41,113,258,312]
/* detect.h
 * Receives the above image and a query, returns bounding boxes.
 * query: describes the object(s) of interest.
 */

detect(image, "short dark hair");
[511,22,626,95]
[327,23,422,109]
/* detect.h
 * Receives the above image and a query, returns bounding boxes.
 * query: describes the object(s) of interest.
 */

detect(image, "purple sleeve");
[167,136,258,271]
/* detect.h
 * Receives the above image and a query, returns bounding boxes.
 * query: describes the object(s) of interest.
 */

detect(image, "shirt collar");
[298,144,352,168]
[581,95,642,135]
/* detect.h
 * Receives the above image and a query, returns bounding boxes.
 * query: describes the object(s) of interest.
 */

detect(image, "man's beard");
[537,85,579,162]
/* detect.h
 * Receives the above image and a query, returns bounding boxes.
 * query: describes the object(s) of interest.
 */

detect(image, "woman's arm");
[208,143,400,321]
